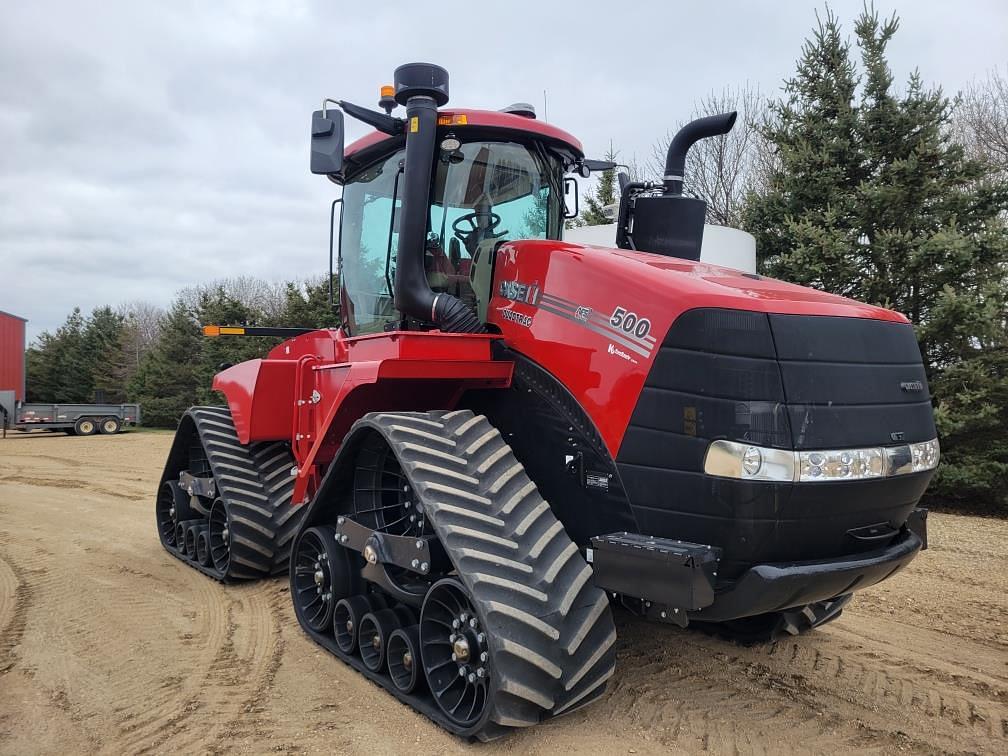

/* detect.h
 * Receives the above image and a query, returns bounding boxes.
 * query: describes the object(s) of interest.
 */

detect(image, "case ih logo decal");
[498,280,541,305]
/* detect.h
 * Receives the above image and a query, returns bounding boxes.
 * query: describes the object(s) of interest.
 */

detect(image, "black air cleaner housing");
[629,195,707,261]
[393,63,449,106]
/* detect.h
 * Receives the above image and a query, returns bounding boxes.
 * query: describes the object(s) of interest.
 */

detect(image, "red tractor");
[156,63,937,739]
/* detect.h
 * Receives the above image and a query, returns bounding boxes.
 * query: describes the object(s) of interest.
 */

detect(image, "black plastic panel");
[661,308,776,358]
[778,361,929,405]
[591,532,720,610]
[631,389,791,448]
[787,401,936,448]
[769,313,923,363]
[648,348,784,401]
[618,465,931,578]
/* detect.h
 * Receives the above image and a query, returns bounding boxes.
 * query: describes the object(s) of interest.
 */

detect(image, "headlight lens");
[704,438,939,483]
[703,440,796,482]
[798,447,885,481]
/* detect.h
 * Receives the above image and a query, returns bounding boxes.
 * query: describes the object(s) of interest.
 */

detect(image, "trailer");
[0,393,141,436]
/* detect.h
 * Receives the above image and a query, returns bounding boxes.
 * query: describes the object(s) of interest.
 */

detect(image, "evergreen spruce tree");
[743,6,1008,513]
[25,332,59,402]
[579,146,619,226]
[129,299,202,426]
[51,308,90,403]
[83,306,126,402]
[193,287,278,406]
[280,276,340,330]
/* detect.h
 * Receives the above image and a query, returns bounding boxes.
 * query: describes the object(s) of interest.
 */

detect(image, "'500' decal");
[609,307,651,339]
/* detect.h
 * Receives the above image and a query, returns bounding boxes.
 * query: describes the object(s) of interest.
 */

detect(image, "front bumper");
[591,509,927,624]
[690,526,923,622]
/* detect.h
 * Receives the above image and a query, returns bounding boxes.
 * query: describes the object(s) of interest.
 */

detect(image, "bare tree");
[178,275,289,321]
[651,83,771,227]
[118,300,164,352]
[954,67,1008,177]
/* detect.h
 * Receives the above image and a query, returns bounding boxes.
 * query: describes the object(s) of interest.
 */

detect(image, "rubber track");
[161,407,301,580]
[356,410,618,736]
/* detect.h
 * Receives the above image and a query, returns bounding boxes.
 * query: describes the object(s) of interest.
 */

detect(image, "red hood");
[536,241,908,322]
[489,239,911,455]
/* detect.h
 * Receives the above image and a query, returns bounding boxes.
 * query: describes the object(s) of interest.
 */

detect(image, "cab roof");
[344,108,584,163]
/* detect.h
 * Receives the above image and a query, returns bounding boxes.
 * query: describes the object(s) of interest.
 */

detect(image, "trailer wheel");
[74,417,98,436]
[99,417,121,434]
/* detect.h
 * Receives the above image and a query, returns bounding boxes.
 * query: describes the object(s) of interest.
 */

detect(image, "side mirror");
[311,107,344,175]
[563,177,579,219]
[582,159,618,173]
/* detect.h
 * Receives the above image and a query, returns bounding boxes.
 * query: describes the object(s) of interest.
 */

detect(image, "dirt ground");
[0,431,1005,755]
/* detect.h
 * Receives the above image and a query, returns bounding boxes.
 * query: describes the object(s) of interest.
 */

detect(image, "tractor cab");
[337,131,570,335]
[310,63,588,337]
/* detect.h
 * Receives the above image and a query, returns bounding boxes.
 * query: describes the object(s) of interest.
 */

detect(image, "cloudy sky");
[2,0,1006,342]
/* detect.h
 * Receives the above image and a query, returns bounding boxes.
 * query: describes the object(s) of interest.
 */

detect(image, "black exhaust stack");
[616,112,736,261]
[392,63,484,333]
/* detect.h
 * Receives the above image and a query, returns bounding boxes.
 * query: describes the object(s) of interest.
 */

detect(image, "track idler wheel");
[156,481,191,548]
[292,526,352,633]
[387,625,423,693]
[358,606,414,672]
[196,530,212,566]
[334,596,374,654]
[175,518,202,555]
[208,498,231,573]
[184,524,207,560]
[420,578,490,729]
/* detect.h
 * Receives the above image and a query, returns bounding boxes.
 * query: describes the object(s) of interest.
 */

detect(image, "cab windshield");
[339,139,563,335]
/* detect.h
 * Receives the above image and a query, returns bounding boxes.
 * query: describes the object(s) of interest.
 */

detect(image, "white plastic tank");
[563,223,757,274]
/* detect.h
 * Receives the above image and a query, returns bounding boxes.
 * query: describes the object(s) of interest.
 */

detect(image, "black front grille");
[768,313,934,448]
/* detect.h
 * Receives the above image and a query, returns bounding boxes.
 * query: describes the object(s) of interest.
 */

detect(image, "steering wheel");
[452,211,503,244]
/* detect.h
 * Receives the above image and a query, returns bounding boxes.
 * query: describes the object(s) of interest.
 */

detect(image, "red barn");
[0,310,27,401]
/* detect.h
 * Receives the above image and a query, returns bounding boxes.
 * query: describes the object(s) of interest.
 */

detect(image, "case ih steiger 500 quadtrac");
[155,63,938,739]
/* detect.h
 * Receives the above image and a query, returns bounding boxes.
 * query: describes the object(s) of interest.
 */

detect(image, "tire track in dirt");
[591,619,941,755]
[0,547,31,675]
[112,570,232,754]
[205,584,288,754]
[122,578,286,755]
[0,474,148,502]
[595,614,1007,754]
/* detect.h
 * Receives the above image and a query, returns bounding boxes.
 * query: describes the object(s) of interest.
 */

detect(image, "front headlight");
[703,440,796,482]
[704,438,939,483]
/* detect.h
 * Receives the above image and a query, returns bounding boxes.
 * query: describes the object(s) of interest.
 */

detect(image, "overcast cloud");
[2,0,1006,342]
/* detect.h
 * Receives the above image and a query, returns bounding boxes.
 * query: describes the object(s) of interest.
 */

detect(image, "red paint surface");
[0,311,27,401]
[344,109,583,159]
[212,330,513,504]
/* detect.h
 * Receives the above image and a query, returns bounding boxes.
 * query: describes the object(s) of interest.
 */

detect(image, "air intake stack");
[616,112,737,261]
[391,63,484,333]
